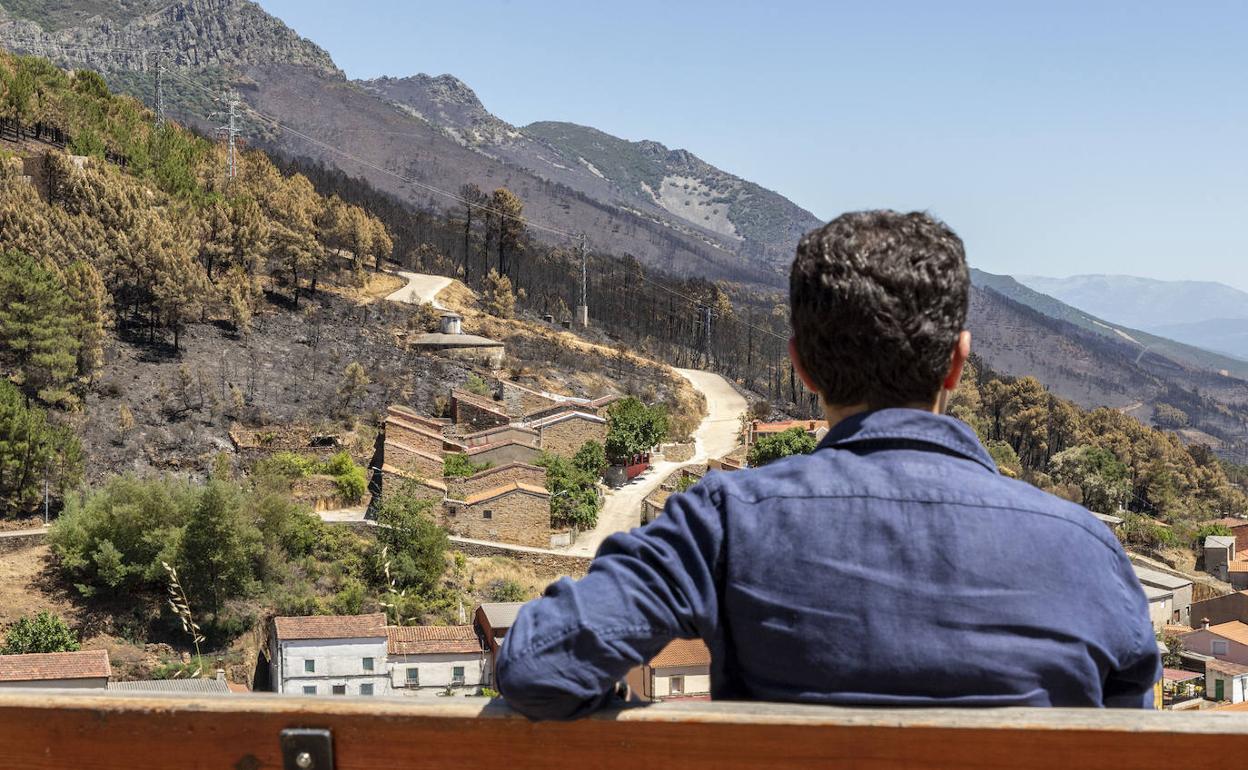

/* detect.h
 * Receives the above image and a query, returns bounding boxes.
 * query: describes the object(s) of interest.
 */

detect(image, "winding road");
[380,271,750,557]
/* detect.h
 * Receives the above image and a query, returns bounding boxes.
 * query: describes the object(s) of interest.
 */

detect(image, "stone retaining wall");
[0,531,47,554]
[449,538,591,578]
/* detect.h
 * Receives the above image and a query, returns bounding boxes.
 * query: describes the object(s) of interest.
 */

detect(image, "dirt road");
[568,368,747,556]
[385,272,453,309]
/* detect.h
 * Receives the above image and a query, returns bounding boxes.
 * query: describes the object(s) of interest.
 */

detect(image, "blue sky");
[256,1,1248,290]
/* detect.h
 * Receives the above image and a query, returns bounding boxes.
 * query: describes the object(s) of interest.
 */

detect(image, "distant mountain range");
[1017,274,1248,360]
[2,0,1246,454]
[0,0,818,284]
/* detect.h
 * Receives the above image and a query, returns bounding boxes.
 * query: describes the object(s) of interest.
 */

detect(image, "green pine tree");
[0,251,80,406]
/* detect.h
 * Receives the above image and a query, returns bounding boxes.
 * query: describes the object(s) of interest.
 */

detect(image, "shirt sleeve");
[1101,551,1163,709]
[496,478,725,720]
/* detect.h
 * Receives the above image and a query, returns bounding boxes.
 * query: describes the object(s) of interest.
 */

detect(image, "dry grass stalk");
[161,561,204,678]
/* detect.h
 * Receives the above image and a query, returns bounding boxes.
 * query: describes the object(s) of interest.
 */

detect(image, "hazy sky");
[256,1,1248,290]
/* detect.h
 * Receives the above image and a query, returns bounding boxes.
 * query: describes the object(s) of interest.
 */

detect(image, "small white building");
[1143,585,1176,632]
[626,638,711,701]
[0,650,110,690]
[270,613,390,697]
[1207,659,1248,703]
[386,625,488,697]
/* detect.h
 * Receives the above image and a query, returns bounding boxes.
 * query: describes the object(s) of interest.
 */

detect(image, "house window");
[1213,640,1230,655]
[406,668,419,686]
[332,685,347,695]
[452,666,465,686]
[483,509,493,520]
[362,657,375,672]
[669,676,684,696]
[302,685,317,695]
[359,683,374,696]
[304,659,315,673]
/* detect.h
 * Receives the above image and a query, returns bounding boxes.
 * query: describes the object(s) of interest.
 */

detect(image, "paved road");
[385,271,453,309]
[567,368,747,556]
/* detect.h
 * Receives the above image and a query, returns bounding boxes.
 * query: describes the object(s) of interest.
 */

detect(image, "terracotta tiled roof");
[273,613,387,641]
[460,462,544,481]
[1194,621,1248,646]
[1227,561,1248,573]
[0,650,111,682]
[387,625,481,655]
[649,638,711,669]
[462,481,549,506]
[1164,667,1202,682]
[1208,659,1248,676]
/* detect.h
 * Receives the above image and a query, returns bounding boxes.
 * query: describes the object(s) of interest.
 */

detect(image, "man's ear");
[942,331,972,391]
[788,337,821,395]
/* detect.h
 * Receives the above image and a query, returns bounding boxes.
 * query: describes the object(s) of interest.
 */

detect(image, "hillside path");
[386,271,453,309]
[568,368,747,557]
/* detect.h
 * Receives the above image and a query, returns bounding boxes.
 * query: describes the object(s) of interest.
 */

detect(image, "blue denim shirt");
[497,408,1160,720]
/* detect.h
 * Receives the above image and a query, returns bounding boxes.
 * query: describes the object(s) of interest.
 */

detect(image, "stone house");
[444,482,551,547]
[386,405,450,433]
[382,440,444,480]
[530,411,608,458]
[269,614,391,697]
[625,639,711,701]
[1207,659,1248,704]
[464,439,541,468]
[462,424,540,448]
[0,650,111,690]
[385,626,488,698]
[451,390,511,432]
[386,414,466,455]
[378,466,447,504]
[1133,564,1194,628]
[446,463,546,501]
[1181,621,1248,667]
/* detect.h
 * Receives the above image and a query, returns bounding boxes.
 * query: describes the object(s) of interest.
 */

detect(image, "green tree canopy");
[443,453,492,478]
[0,250,80,406]
[539,451,601,530]
[0,379,81,516]
[605,397,669,464]
[1049,445,1131,513]
[2,612,80,654]
[372,481,448,594]
[747,426,817,467]
[572,440,608,479]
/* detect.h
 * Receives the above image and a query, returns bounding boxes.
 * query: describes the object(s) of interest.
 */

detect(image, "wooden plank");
[0,691,1246,769]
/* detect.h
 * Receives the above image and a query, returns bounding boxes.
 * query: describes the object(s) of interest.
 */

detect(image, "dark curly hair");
[789,210,969,408]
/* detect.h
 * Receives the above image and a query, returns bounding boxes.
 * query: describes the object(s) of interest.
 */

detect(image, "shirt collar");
[817,408,999,474]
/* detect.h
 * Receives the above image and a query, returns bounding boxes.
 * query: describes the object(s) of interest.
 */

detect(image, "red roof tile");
[0,650,110,682]
[649,638,711,669]
[273,613,387,641]
[386,626,481,655]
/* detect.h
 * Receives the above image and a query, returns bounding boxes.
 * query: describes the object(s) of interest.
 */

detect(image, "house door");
[1216,679,1225,701]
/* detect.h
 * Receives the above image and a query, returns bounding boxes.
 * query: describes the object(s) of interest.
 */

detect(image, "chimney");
[1203,617,1211,631]
[440,313,462,335]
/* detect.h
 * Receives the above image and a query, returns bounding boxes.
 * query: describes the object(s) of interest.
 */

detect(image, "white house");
[1207,659,1248,703]
[270,613,390,696]
[0,650,110,689]
[386,625,488,697]
[1142,585,1176,631]
[626,638,711,701]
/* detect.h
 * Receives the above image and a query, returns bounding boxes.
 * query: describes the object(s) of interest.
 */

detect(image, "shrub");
[444,453,491,478]
[486,578,527,603]
[747,427,817,467]
[2,612,80,654]
[605,397,669,464]
[464,373,491,397]
[572,440,608,478]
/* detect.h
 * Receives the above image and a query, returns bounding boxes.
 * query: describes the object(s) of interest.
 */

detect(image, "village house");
[0,650,111,690]
[443,482,552,548]
[528,410,608,458]
[1180,621,1248,667]
[1191,590,1248,627]
[269,613,390,696]
[1133,564,1193,627]
[382,440,445,480]
[1205,535,1236,581]
[474,602,526,687]
[1206,659,1248,704]
[445,462,546,501]
[1143,586,1175,631]
[497,380,564,418]
[385,626,488,697]
[464,438,542,467]
[642,466,707,524]
[626,639,712,701]
[462,424,540,449]
[747,419,829,448]
[451,390,512,432]
[385,412,466,455]
[1207,518,1248,558]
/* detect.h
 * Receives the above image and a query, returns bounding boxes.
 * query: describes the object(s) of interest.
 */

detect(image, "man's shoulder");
[701,448,1123,552]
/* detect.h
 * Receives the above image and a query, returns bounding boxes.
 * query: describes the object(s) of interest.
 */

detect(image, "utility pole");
[216,96,240,181]
[154,53,166,127]
[699,304,713,367]
[43,468,49,526]
[575,233,589,328]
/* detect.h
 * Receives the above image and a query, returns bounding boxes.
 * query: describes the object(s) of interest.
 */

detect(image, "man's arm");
[496,480,724,720]
[1101,550,1163,708]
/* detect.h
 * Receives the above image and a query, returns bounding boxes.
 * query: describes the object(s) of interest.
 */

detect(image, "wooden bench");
[0,690,1245,769]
